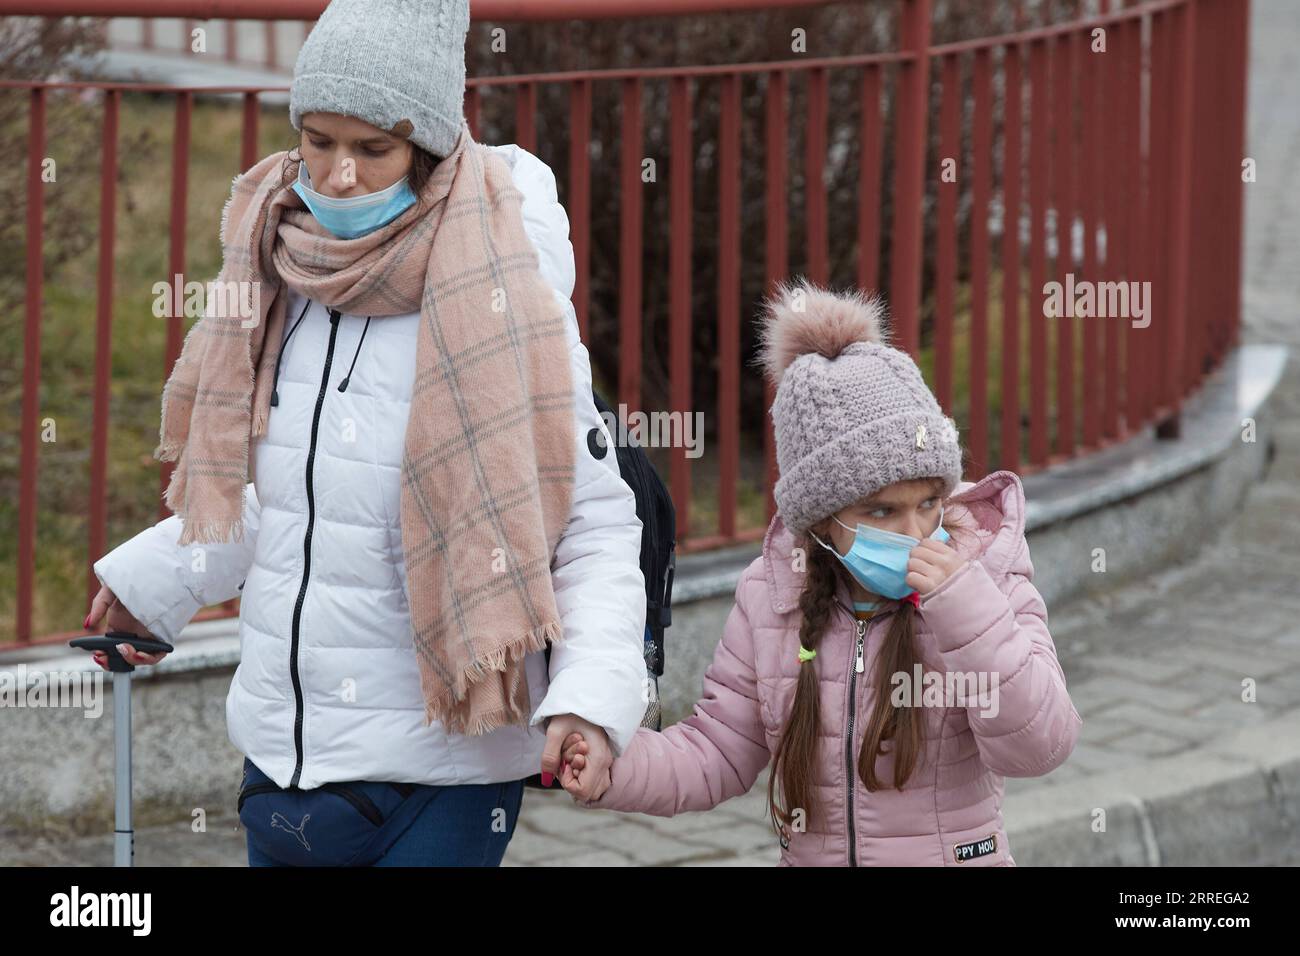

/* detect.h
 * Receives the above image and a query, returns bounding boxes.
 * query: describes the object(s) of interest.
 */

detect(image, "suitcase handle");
[70,630,174,673]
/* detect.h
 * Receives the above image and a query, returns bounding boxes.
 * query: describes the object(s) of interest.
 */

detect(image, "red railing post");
[1224,0,1251,353]
[88,89,120,615]
[888,0,933,357]
[969,47,993,478]
[1115,12,1134,438]
[17,87,47,645]
[1158,0,1197,437]
[934,52,959,413]
[1027,37,1049,466]
[1000,38,1023,471]
[160,91,192,519]
[1141,8,1159,425]
[1193,0,1233,379]
[241,91,260,172]
[618,77,643,415]
[805,65,828,285]
[567,78,592,343]
[1102,11,1125,442]
[717,72,742,541]
[514,81,537,155]
[764,68,789,525]
[1080,2,1101,452]
[1126,3,1145,428]
[669,75,695,538]
[1053,24,1077,461]
[855,65,883,295]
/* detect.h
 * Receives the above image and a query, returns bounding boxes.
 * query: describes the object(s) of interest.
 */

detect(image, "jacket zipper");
[845,612,866,868]
[287,306,343,789]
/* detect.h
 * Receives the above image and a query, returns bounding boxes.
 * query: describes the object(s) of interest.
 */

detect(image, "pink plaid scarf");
[155,121,575,735]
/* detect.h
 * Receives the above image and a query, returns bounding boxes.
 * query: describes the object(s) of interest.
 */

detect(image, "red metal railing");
[2,0,1251,644]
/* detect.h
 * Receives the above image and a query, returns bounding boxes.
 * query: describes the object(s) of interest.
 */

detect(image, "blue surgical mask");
[291,161,418,239]
[811,506,950,600]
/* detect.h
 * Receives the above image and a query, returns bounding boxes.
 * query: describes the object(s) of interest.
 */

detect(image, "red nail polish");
[540,771,554,787]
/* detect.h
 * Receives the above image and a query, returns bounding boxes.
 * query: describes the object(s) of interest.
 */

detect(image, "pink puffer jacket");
[585,469,1082,865]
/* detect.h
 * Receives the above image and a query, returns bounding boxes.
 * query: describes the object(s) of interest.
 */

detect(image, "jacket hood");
[761,469,1030,616]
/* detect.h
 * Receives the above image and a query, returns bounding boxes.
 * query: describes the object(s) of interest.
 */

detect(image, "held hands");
[542,714,612,802]
[83,585,170,671]
[905,537,968,598]
[559,732,611,804]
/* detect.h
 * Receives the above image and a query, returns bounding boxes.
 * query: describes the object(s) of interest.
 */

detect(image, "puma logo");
[270,811,311,851]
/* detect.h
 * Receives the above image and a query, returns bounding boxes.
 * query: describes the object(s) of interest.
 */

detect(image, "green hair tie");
[797,646,817,663]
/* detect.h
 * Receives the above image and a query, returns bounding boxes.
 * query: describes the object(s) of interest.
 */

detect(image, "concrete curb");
[1006,706,1300,866]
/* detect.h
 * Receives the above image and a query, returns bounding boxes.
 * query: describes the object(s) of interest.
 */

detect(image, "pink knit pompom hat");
[754,277,964,537]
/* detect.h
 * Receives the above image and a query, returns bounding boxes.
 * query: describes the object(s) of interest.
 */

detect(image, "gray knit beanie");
[290,0,470,159]
[756,277,964,538]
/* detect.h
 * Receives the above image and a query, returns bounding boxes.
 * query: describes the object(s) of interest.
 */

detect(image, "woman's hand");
[84,585,170,670]
[906,538,968,597]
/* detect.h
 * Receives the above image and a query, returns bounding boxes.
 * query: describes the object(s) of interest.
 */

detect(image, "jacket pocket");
[757,676,796,734]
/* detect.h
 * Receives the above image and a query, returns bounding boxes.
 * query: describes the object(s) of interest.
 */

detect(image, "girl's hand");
[561,759,611,805]
[84,585,170,670]
[561,731,588,767]
[906,538,968,596]
[559,732,611,803]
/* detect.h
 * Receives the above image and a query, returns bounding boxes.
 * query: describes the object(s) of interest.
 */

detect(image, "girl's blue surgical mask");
[291,161,418,239]
[811,505,950,600]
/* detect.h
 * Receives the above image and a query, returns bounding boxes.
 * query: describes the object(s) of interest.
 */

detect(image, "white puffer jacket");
[93,144,648,790]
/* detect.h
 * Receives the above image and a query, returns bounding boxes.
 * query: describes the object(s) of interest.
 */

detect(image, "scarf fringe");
[154,440,184,463]
[218,167,242,248]
[423,618,565,734]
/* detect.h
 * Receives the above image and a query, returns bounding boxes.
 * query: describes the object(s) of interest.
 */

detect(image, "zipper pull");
[855,620,866,673]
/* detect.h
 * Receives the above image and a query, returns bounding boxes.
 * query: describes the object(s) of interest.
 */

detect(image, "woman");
[83,0,645,866]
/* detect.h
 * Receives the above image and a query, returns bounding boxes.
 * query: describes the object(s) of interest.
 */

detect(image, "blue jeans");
[246,778,526,867]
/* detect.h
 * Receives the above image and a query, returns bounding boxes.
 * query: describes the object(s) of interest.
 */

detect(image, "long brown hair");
[766,494,977,837]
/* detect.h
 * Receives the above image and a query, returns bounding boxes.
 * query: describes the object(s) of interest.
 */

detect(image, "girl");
[82,0,648,867]
[560,277,1083,866]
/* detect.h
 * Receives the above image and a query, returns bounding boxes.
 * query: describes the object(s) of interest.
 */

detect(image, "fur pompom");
[754,277,889,386]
